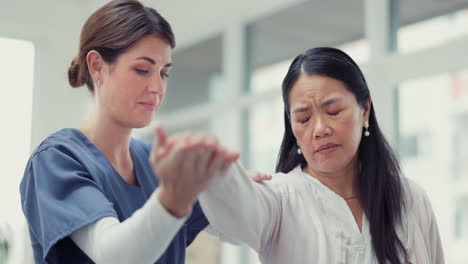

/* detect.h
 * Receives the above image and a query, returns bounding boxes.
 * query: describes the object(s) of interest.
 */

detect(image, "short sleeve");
[20,147,118,262]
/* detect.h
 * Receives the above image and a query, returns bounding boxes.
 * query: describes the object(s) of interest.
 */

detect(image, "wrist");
[158,187,193,218]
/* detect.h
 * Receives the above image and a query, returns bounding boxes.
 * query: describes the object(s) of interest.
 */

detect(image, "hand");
[248,170,272,182]
[149,125,239,218]
[153,129,239,169]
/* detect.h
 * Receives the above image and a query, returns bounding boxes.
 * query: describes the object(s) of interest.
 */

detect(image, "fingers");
[214,145,239,171]
[188,133,218,179]
[179,137,204,179]
[248,170,273,182]
[196,143,216,177]
[153,125,167,152]
[151,125,183,162]
[155,141,175,161]
[152,129,237,187]
[206,148,226,180]
[253,174,272,182]
[150,125,168,164]
[156,139,185,183]
[224,151,240,165]
[176,133,217,180]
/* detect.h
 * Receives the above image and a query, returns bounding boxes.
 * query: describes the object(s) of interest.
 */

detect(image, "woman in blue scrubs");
[19,1,241,263]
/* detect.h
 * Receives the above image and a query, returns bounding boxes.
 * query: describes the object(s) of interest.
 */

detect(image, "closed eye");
[134,69,149,75]
[300,117,310,124]
[328,111,340,116]
[161,72,169,79]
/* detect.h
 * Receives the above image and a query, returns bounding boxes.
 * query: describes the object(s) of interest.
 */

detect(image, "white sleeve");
[422,191,445,264]
[198,161,281,252]
[70,189,188,264]
[204,225,242,245]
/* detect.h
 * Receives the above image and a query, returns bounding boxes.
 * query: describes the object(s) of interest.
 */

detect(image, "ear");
[363,96,371,121]
[86,50,104,85]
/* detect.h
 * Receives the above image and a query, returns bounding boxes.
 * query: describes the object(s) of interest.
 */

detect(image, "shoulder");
[22,129,92,188]
[402,178,435,223]
[32,128,87,159]
[262,166,309,193]
[266,171,300,186]
[402,178,430,208]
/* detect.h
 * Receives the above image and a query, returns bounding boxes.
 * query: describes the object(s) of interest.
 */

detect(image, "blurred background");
[1,0,468,263]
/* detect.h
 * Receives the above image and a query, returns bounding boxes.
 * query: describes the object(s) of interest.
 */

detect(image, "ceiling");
[172,0,468,72]
[1,0,468,73]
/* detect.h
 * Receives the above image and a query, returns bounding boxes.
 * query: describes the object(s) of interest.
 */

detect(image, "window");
[398,8,468,53]
[398,69,468,264]
[0,37,34,263]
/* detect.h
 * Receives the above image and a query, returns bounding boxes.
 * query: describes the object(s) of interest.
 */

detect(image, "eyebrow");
[321,98,341,106]
[293,106,309,113]
[293,98,341,113]
[136,56,172,68]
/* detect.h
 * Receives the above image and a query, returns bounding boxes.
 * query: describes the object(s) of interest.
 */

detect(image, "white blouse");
[199,163,444,264]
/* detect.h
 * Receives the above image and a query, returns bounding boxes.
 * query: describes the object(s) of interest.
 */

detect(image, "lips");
[139,102,157,111]
[315,143,339,153]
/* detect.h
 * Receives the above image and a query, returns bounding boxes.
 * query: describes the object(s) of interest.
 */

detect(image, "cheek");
[339,112,363,150]
[111,73,141,99]
[160,84,167,100]
[292,123,314,152]
[118,73,138,90]
[291,123,305,143]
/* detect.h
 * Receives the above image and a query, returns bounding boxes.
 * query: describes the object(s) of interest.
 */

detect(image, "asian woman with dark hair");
[195,47,444,264]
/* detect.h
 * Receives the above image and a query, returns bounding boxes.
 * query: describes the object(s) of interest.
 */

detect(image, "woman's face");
[94,35,172,128]
[289,74,370,174]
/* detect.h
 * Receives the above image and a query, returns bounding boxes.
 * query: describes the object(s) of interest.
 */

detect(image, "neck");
[77,105,132,165]
[304,158,359,199]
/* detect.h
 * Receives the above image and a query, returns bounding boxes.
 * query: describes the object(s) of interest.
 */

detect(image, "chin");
[317,167,340,174]
[132,124,148,129]
[134,120,152,129]
[125,116,152,129]
[314,161,347,173]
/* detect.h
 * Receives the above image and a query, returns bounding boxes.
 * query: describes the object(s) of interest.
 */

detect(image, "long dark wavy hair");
[276,47,407,263]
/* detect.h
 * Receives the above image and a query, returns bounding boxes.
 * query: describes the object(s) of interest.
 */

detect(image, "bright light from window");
[0,37,34,263]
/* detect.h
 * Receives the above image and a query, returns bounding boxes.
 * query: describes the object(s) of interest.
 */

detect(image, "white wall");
[0,37,34,264]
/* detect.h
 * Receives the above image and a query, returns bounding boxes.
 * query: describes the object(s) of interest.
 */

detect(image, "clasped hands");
[149,125,271,218]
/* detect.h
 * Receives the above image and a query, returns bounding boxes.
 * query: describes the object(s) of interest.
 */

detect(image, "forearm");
[199,162,279,251]
[70,189,188,264]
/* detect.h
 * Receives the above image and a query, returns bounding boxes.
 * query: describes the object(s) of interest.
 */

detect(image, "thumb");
[225,151,240,162]
[154,124,168,147]
[221,151,240,171]
[151,124,168,161]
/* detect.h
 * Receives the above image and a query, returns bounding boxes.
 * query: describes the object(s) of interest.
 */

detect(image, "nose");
[313,115,332,139]
[148,75,165,94]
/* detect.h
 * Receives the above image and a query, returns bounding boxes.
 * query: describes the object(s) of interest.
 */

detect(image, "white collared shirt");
[199,163,444,264]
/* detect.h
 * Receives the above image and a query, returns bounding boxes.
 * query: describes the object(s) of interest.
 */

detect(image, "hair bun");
[68,57,84,88]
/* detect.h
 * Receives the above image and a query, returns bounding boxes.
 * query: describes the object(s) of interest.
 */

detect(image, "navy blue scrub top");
[20,128,208,263]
